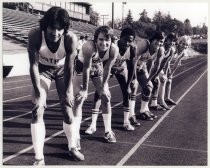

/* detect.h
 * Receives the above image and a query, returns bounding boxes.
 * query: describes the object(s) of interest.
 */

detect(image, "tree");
[139,9,151,23]
[123,9,133,28]
[107,18,122,30]
[200,23,208,36]
[89,7,99,26]
[153,11,165,31]
[184,19,193,35]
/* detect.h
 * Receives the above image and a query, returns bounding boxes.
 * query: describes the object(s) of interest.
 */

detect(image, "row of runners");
[27,7,191,165]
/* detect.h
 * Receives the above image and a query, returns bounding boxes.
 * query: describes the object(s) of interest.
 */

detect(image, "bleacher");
[3,8,95,44]
[3,8,121,45]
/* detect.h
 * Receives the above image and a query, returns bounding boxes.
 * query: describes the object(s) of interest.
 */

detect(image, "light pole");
[112,2,114,29]
[101,14,109,26]
[122,2,126,29]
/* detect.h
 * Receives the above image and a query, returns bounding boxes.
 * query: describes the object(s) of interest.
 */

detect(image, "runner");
[75,26,119,143]
[131,31,165,121]
[165,35,191,104]
[157,33,178,108]
[27,7,84,165]
[85,28,140,135]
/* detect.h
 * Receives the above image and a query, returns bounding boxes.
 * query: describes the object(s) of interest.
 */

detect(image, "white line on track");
[173,60,206,78]
[3,58,206,91]
[3,84,33,91]
[3,78,31,84]
[2,92,142,163]
[3,84,119,122]
[3,60,207,121]
[3,66,207,163]
[116,69,207,166]
[142,144,207,153]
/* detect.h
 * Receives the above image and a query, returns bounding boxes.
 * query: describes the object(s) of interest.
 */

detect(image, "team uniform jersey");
[136,49,157,72]
[78,41,111,78]
[39,31,66,67]
[38,31,67,80]
[112,46,130,70]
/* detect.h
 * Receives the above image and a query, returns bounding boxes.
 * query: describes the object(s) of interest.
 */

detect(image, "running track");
[2,55,207,165]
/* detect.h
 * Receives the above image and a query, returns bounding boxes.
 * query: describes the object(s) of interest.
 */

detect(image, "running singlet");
[39,31,66,66]
[78,41,110,66]
[137,49,157,70]
[112,46,130,69]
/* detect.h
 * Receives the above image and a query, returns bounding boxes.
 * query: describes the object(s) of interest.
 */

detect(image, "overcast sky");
[91,2,208,27]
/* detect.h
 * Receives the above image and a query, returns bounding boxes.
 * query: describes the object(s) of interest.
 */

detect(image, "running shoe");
[85,126,96,135]
[33,159,45,165]
[104,131,116,143]
[129,115,141,126]
[69,148,85,161]
[123,123,135,131]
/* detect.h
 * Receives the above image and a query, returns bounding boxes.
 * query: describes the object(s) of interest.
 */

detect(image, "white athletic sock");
[90,112,99,128]
[150,99,158,107]
[158,82,166,104]
[63,122,76,149]
[129,100,136,117]
[102,113,112,133]
[31,122,46,160]
[124,112,130,125]
[140,100,149,113]
[166,80,172,100]
[74,116,82,140]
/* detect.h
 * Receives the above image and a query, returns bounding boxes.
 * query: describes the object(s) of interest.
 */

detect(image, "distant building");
[4,2,92,23]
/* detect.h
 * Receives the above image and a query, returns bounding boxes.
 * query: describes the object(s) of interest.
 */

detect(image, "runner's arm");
[102,45,119,87]
[82,42,93,92]
[64,32,78,99]
[27,28,42,97]
[148,46,164,81]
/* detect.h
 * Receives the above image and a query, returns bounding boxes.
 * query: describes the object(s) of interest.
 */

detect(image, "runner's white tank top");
[137,49,157,70]
[113,45,130,68]
[78,41,110,65]
[39,31,66,66]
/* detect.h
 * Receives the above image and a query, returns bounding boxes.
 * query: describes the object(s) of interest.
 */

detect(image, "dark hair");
[149,31,165,43]
[165,33,178,42]
[94,26,113,42]
[120,27,136,39]
[39,6,70,34]
[80,35,85,40]
[85,35,88,40]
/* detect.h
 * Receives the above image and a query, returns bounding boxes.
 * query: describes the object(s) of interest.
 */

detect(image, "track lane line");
[3,60,207,121]
[3,64,207,163]
[2,92,142,163]
[3,84,120,122]
[142,144,207,153]
[3,58,205,91]
[116,69,207,166]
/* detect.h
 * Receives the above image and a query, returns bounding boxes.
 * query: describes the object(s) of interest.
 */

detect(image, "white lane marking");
[3,58,206,90]
[3,60,207,121]
[3,85,32,91]
[3,78,31,84]
[3,67,206,163]
[116,69,207,166]
[173,60,206,78]
[142,144,207,153]
[3,84,120,122]
[2,62,207,162]
[2,93,142,163]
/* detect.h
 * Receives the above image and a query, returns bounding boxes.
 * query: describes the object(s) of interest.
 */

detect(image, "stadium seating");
[3,8,121,44]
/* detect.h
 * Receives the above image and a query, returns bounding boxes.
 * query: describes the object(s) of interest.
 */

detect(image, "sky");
[91,2,208,27]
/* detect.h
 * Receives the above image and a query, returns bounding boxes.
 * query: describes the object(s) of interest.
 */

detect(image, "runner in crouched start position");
[85,28,140,134]
[28,7,84,165]
[130,31,165,121]
[157,33,178,108]
[164,35,191,105]
[75,26,119,143]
